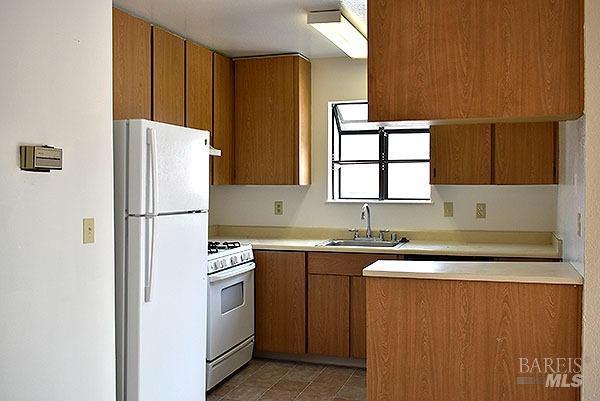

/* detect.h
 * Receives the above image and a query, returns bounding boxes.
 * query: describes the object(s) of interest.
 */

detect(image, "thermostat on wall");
[20,145,63,172]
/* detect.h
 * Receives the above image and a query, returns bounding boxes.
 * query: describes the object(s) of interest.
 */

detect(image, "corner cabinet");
[368,0,583,122]
[234,55,311,185]
[495,122,557,185]
[112,8,151,120]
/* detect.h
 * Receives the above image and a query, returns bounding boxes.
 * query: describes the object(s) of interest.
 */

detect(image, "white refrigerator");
[114,119,209,401]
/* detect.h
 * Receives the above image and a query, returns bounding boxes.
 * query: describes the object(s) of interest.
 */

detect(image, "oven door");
[207,262,255,361]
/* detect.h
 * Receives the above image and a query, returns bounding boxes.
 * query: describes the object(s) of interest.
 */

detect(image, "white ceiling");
[113,0,367,58]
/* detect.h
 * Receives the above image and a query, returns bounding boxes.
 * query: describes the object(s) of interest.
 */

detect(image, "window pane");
[340,134,379,161]
[339,164,379,199]
[336,103,368,122]
[388,132,430,160]
[388,163,431,199]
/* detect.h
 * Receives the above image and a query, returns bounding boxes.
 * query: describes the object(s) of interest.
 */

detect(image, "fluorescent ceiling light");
[307,10,367,59]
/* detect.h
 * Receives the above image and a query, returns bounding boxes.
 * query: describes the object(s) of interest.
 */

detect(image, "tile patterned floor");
[207,359,366,401]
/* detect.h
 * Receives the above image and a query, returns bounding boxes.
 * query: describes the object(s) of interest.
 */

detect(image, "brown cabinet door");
[430,124,492,184]
[495,122,557,184]
[152,27,185,125]
[254,251,306,354]
[213,53,235,185]
[185,42,212,131]
[308,274,350,357]
[368,0,583,122]
[234,55,310,185]
[350,277,367,359]
[367,278,581,401]
[112,8,151,120]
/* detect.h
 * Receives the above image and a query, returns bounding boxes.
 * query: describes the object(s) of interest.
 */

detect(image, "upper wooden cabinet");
[430,124,492,185]
[368,0,583,122]
[213,53,235,185]
[185,41,213,131]
[234,55,311,185]
[431,122,557,185]
[152,27,185,125]
[495,122,557,185]
[112,8,151,120]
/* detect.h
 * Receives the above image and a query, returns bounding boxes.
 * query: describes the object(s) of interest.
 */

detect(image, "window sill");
[326,199,433,205]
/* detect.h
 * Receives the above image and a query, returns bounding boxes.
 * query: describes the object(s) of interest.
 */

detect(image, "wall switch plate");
[274,201,284,215]
[443,202,454,217]
[83,218,95,244]
[476,203,487,219]
[577,213,582,237]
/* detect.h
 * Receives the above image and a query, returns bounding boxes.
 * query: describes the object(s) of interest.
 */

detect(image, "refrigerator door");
[127,120,209,215]
[126,213,208,401]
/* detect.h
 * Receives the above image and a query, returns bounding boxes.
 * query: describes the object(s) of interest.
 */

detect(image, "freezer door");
[127,120,209,215]
[125,213,208,401]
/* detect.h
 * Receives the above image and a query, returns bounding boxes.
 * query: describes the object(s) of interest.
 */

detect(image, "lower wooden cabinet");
[307,252,397,359]
[350,277,367,359]
[308,274,349,357]
[367,278,582,401]
[254,251,306,354]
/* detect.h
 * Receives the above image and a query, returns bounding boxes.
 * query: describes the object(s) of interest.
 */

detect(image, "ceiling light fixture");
[307,10,367,59]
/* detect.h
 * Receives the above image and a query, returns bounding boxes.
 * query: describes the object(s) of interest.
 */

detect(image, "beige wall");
[0,0,115,400]
[582,0,600,398]
[210,57,558,231]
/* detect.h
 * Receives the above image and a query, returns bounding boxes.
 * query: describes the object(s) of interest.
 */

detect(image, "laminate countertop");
[209,237,561,259]
[362,260,582,285]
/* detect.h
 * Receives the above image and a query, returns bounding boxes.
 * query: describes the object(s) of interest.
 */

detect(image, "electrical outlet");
[83,218,95,244]
[274,201,284,215]
[443,202,454,217]
[476,203,487,219]
[577,213,582,237]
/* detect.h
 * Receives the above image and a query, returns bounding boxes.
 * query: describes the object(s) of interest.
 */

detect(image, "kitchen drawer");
[307,252,398,276]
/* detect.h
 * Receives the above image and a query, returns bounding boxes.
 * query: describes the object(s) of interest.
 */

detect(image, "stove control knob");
[216,260,222,268]
[240,254,246,261]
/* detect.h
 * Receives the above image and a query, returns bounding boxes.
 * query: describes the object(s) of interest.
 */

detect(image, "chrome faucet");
[360,203,372,238]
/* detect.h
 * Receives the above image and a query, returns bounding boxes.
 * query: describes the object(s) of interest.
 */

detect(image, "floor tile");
[284,363,325,382]
[223,385,266,401]
[335,384,367,400]
[209,358,364,401]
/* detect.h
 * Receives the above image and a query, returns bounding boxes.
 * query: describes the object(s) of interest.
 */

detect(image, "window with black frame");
[329,102,431,202]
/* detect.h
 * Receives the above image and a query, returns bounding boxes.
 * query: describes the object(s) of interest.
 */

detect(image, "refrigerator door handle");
[144,216,156,302]
[146,127,159,217]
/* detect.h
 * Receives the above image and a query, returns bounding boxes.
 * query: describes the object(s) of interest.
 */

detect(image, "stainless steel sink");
[318,239,408,248]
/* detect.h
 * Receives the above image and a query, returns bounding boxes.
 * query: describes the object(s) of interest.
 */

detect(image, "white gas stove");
[207,241,254,274]
[206,241,255,391]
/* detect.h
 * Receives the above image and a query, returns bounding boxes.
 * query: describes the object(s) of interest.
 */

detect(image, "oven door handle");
[208,262,255,283]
